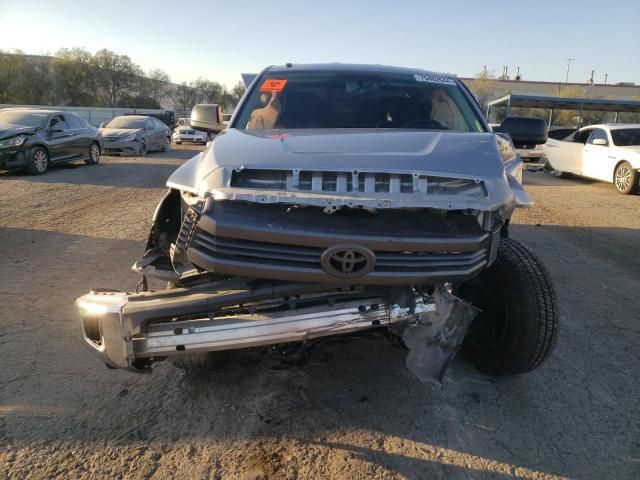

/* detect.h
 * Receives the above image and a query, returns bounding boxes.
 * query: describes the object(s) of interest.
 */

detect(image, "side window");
[153,118,166,128]
[577,129,592,144]
[588,129,608,145]
[66,115,83,129]
[50,116,69,130]
[145,119,155,130]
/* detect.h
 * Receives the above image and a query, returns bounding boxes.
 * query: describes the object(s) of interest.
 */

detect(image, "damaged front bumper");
[76,282,476,382]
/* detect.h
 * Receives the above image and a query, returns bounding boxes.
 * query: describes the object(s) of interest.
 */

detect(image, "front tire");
[26,146,49,175]
[171,351,233,371]
[459,238,559,376]
[614,161,638,195]
[85,142,100,165]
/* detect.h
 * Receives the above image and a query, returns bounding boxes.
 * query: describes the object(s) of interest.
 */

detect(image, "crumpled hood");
[167,128,528,211]
[209,129,503,176]
[99,128,141,138]
[0,122,36,141]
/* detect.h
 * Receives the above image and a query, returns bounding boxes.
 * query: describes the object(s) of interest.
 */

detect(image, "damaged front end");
[77,280,477,383]
[78,129,535,383]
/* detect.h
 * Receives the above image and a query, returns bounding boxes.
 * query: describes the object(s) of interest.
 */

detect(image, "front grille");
[190,230,487,276]
[230,169,487,197]
[185,201,492,285]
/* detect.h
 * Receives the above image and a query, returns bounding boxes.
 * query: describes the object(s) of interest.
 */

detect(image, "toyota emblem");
[320,245,376,279]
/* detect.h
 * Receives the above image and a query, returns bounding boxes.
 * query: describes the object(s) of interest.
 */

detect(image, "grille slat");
[230,169,487,197]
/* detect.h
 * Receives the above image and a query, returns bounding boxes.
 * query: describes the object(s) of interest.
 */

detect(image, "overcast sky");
[1,0,639,88]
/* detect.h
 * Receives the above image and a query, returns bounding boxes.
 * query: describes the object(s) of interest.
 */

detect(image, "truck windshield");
[235,70,484,132]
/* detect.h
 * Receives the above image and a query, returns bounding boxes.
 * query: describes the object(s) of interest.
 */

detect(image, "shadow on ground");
[2,224,639,479]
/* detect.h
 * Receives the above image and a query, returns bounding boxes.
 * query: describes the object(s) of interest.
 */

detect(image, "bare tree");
[147,68,171,106]
[171,81,199,111]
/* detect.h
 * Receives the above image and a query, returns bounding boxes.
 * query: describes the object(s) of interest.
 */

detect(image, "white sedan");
[172,119,209,145]
[543,124,640,194]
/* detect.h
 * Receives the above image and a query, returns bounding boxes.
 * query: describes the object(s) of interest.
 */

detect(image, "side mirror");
[494,116,548,148]
[592,138,608,146]
[190,104,224,134]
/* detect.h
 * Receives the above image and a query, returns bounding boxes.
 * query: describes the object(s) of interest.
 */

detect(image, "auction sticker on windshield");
[413,74,456,85]
[260,79,288,92]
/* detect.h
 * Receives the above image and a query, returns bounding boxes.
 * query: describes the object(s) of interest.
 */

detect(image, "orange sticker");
[260,79,288,92]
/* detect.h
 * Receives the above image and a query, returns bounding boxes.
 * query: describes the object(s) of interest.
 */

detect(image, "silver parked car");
[99,115,170,156]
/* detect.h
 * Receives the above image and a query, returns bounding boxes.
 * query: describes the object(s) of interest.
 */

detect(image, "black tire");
[171,351,233,371]
[26,146,49,175]
[613,161,638,195]
[459,238,559,376]
[85,142,100,165]
[175,141,182,145]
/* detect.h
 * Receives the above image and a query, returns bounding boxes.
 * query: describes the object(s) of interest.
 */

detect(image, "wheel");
[458,238,559,376]
[26,146,49,175]
[138,141,147,156]
[614,161,638,195]
[85,142,100,165]
[171,351,233,371]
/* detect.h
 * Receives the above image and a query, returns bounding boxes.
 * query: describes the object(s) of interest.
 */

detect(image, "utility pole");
[564,58,575,83]
[589,70,594,84]
[604,73,608,85]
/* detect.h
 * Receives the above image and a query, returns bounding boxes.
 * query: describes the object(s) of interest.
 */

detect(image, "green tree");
[92,49,140,107]
[52,48,97,106]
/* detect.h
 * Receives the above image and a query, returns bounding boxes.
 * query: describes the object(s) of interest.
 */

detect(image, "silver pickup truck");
[76,64,558,383]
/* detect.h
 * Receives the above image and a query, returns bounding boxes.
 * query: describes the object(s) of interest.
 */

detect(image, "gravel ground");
[1,148,639,480]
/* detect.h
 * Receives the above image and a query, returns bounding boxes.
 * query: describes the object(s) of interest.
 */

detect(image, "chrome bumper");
[76,288,436,372]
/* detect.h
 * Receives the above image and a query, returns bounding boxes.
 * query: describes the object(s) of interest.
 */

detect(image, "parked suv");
[77,64,558,383]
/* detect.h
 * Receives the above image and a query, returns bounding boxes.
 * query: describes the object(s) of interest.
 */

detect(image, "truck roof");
[265,63,454,79]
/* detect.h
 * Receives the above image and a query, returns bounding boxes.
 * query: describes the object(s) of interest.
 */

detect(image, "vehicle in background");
[547,127,577,141]
[543,124,640,194]
[0,108,101,175]
[493,116,548,165]
[99,115,171,156]
[172,121,209,144]
[125,111,175,128]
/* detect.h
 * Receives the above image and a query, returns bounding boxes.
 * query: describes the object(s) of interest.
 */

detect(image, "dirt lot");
[1,147,639,479]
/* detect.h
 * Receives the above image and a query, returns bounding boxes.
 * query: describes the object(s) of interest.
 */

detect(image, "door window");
[145,119,155,131]
[576,129,592,144]
[588,129,608,145]
[66,115,84,129]
[50,116,69,130]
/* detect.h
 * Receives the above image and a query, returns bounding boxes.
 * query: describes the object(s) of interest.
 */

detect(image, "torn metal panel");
[402,286,479,384]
